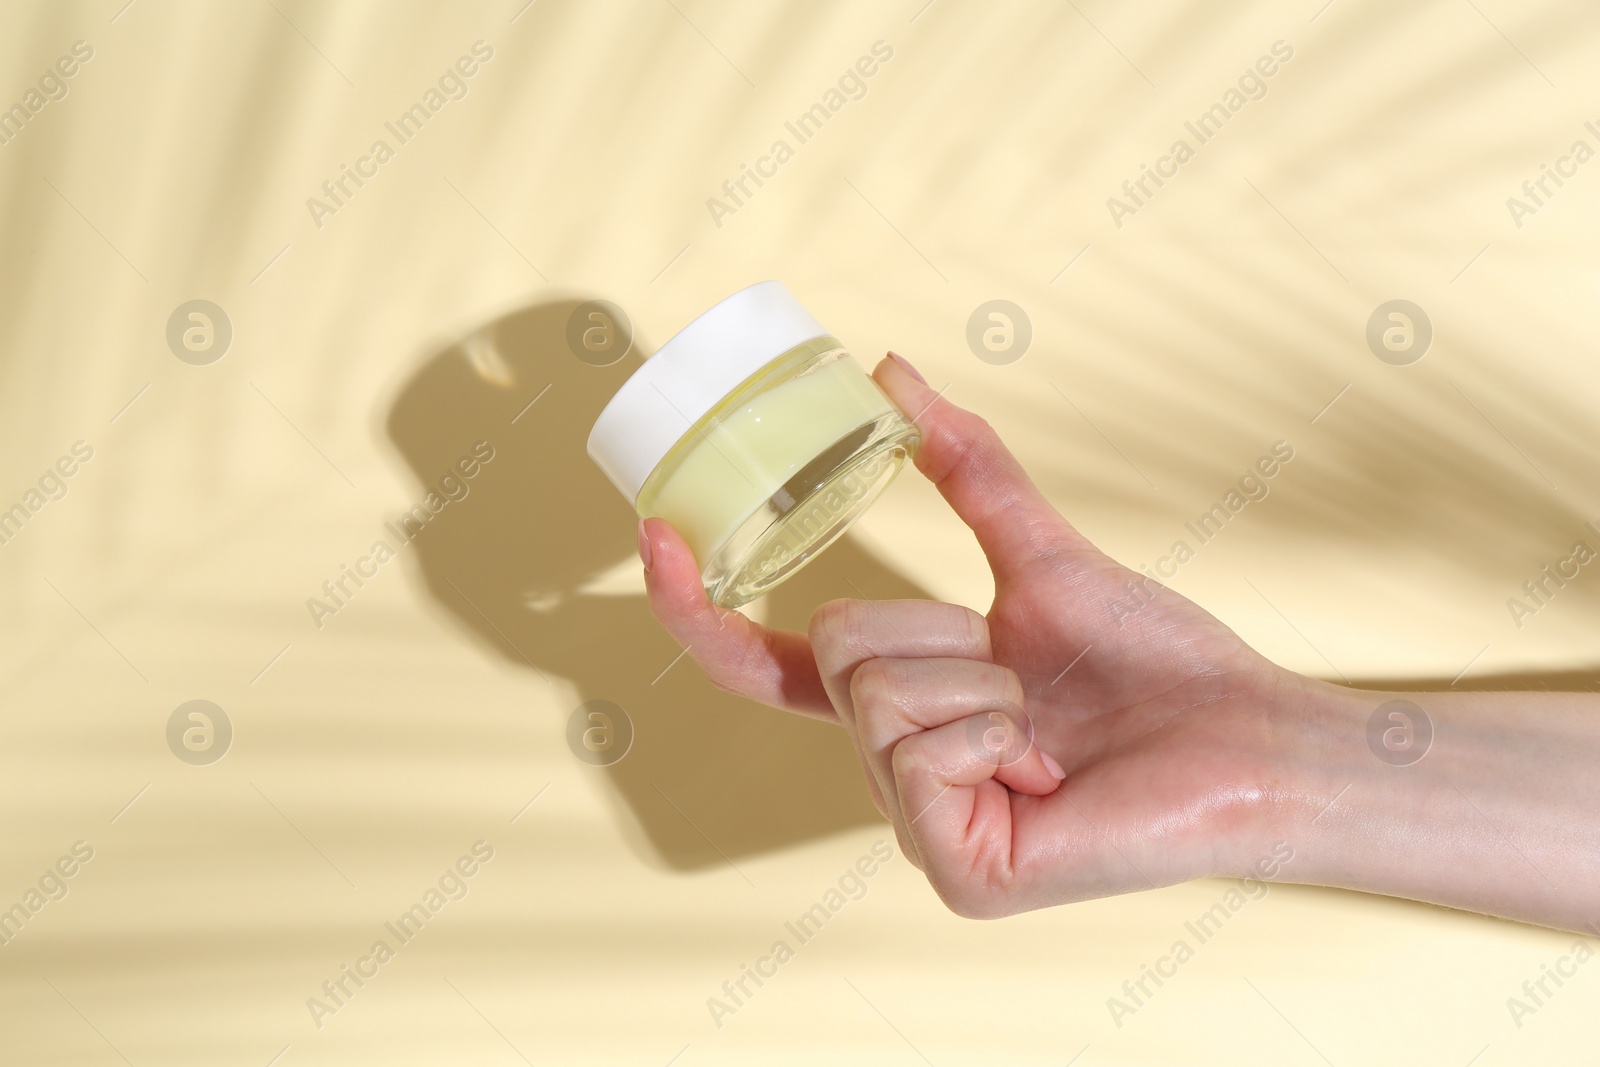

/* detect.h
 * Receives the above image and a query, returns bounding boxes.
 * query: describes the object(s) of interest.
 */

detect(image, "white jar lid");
[587,281,828,504]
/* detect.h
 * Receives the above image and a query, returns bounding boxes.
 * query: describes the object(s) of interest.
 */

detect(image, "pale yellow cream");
[636,352,894,564]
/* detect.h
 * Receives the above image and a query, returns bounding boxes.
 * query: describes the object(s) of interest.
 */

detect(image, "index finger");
[873,354,1090,582]
[639,517,836,721]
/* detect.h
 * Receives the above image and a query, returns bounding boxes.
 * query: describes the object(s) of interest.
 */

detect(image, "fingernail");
[887,351,928,385]
[637,519,653,573]
[1040,750,1067,780]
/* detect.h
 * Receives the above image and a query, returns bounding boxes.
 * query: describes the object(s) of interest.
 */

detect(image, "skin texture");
[640,354,1600,933]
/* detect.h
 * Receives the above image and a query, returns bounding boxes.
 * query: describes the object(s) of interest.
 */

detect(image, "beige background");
[2,0,1598,1063]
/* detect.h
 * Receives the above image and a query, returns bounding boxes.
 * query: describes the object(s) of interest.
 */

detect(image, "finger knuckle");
[819,598,890,663]
[848,658,898,715]
[957,606,991,656]
[930,882,1004,920]
[994,664,1026,709]
[964,411,998,443]
[931,883,981,919]
[948,411,999,468]
[889,740,929,784]
[922,418,976,485]
[698,654,745,693]
[698,640,752,695]
[807,598,857,654]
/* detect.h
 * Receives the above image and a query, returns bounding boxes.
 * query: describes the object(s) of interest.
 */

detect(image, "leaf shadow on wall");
[386,298,917,870]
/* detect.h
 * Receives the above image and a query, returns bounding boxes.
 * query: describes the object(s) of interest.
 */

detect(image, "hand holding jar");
[632,323,1600,935]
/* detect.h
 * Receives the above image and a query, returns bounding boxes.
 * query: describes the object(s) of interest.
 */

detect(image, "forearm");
[1260,674,1600,932]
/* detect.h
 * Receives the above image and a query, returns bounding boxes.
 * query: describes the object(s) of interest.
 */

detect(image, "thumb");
[874,354,1089,583]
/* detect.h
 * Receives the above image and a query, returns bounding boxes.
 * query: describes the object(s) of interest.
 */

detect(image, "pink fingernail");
[637,520,653,573]
[1040,750,1066,780]
[887,351,928,385]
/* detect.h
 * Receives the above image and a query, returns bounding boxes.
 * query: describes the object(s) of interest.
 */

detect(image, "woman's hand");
[640,354,1308,917]
[641,353,1600,932]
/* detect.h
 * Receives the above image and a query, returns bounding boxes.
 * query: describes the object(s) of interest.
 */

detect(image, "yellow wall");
[1,0,1597,1063]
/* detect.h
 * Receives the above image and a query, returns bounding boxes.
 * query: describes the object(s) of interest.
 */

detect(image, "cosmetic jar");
[587,282,919,608]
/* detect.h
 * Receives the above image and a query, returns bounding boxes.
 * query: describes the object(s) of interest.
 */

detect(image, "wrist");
[1183,664,1341,881]
[1233,668,1373,879]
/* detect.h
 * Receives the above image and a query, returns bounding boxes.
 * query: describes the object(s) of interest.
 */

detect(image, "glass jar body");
[635,336,919,607]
